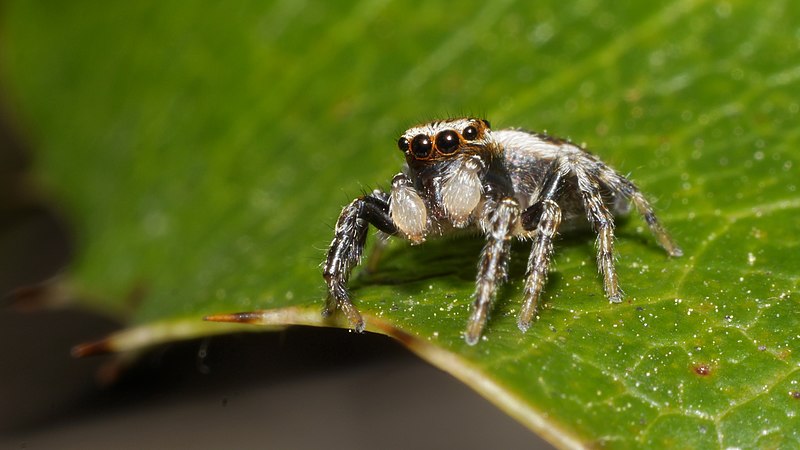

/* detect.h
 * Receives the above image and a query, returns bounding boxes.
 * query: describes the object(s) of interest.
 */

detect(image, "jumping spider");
[323,118,682,345]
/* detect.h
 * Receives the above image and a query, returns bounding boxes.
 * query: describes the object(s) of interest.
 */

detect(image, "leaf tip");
[71,338,112,358]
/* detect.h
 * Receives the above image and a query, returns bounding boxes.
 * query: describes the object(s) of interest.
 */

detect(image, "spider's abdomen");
[495,129,629,228]
[495,130,570,210]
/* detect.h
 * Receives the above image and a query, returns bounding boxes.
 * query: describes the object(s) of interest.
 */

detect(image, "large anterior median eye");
[435,129,460,155]
[411,134,433,158]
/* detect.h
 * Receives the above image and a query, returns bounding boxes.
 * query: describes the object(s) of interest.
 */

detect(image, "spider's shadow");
[350,215,663,307]
[350,233,584,305]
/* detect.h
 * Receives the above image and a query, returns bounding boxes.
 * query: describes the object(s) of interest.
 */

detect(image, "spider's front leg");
[465,197,520,345]
[322,190,397,332]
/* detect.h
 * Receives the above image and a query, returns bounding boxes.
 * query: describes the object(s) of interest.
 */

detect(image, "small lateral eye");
[411,134,433,158]
[462,125,479,140]
[435,130,460,155]
[397,136,409,152]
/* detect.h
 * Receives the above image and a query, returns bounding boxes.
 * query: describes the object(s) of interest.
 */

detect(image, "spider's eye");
[435,130,460,155]
[411,134,433,158]
[397,136,409,152]
[462,125,479,141]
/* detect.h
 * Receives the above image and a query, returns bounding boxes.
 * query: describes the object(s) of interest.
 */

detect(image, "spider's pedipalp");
[441,156,483,227]
[389,173,428,244]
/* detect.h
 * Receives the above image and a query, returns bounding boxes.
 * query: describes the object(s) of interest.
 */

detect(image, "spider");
[322,118,682,345]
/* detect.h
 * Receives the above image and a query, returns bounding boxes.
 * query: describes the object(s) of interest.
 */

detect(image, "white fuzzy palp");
[441,158,483,228]
[390,179,428,244]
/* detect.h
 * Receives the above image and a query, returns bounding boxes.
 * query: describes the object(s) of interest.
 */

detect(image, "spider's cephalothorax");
[323,118,682,345]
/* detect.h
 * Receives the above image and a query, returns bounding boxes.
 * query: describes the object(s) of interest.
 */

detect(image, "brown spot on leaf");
[791,391,800,400]
[693,363,712,376]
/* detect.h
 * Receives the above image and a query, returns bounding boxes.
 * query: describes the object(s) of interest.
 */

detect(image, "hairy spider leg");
[571,162,622,302]
[597,167,683,257]
[323,192,396,332]
[629,191,683,257]
[518,160,567,331]
[465,197,519,345]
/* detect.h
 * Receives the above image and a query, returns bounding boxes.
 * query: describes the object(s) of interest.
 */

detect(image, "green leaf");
[3,0,799,448]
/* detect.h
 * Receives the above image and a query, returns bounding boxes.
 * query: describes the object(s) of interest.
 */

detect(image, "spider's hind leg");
[629,190,683,257]
[600,168,683,257]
